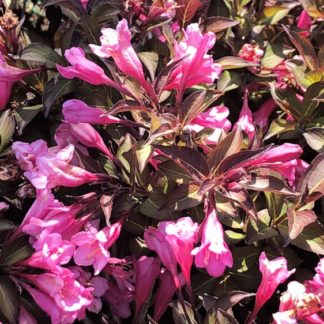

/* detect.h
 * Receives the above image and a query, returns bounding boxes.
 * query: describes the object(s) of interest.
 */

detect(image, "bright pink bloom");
[23,270,93,322]
[238,43,264,64]
[192,199,233,277]
[71,221,122,275]
[273,281,323,324]
[159,217,198,287]
[0,53,37,109]
[135,256,160,319]
[144,217,198,287]
[305,258,324,306]
[297,10,312,30]
[166,23,221,97]
[234,91,255,140]
[55,122,114,159]
[57,47,115,86]
[22,283,62,324]
[254,99,277,128]
[62,99,123,125]
[247,252,295,323]
[19,306,37,324]
[90,19,152,94]
[80,0,89,10]
[187,106,231,144]
[13,140,102,189]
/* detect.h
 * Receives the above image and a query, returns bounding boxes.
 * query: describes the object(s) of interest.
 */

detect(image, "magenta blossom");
[247,252,295,323]
[297,10,312,31]
[57,47,115,86]
[234,91,255,140]
[13,140,103,190]
[238,43,264,65]
[90,19,153,95]
[254,99,277,128]
[166,23,221,100]
[71,221,122,275]
[192,198,233,277]
[186,106,232,145]
[144,217,198,287]
[62,99,124,125]
[19,306,37,324]
[55,122,114,160]
[0,53,38,109]
[135,256,160,319]
[23,270,93,323]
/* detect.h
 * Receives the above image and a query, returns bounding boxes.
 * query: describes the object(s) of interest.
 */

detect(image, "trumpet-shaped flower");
[55,122,114,159]
[57,47,115,86]
[234,91,255,140]
[90,19,152,95]
[144,217,198,287]
[0,53,38,109]
[62,99,123,125]
[71,221,122,275]
[13,140,102,190]
[166,23,221,97]
[247,252,295,323]
[192,199,233,277]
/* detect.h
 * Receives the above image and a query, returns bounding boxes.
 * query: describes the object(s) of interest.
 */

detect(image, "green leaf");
[301,81,324,117]
[278,221,324,255]
[14,104,43,136]
[43,79,75,117]
[288,208,317,240]
[239,175,298,195]
[205,307,239,324]
[155,145,210,179]
[176,0,202,27]
[136,144,153,173]
[171,300,197,324]
[246,209,278,243]
[261,43,287,69]
[179,91,206,125]
[0,236,34,266]
[264,118,297,140]
[283,25,318,71]
[158,160,191,184]
[215,291,255,311]
[217,71,241,92]
[259,3,298,24]
[160,182,204,212]
[140,190,170,220]
[0,276,18,323]
[138,52,159,81]
[205,16,239,33]
[208,127,243,175]
[215,56,258,69]
[303,128,324,152]
[21,43,66,68]
[0,219,16,232]
[42,0,84,14]
[0,110,15,153]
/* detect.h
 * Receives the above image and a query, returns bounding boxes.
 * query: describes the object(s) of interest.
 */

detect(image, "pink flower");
[90,19,152,95]
[135,256,160,319]
[305,258,324,306]
[234,91,255,140]
[144,217,198,287]
[254,99,277,128]
[23,270,93,322]
[297,10,312,30]
[192,198,233,277]
[273,281,322,324]
[57,47,115,86]
[0,53,38,109]
[238,43,264,65]
[187,106,232,144]
[13,140,103,189]
[166,23,221,99]
[62,99,123,125]
[71,221,122,275]
[247,252,295,323]
[80,0,89,10]
[55,122,114,160]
